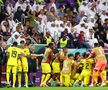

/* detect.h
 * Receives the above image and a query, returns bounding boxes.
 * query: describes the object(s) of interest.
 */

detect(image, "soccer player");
[59,48,68,70]
[96,70,107,86]
[40,42,55,87]
[6,42,20,88]
[88,43,107,86]
[30,45,43,86]
[51,51,60,86]
[74,53,94,86]
[72,52,83,83]
[50,48,67,86]
[17,40,30,88]
[60,54,75,87]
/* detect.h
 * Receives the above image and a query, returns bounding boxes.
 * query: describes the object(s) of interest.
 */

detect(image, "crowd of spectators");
[0,0,108,48]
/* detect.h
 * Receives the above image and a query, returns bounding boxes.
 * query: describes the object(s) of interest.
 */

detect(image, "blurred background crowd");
[0,0,108,48]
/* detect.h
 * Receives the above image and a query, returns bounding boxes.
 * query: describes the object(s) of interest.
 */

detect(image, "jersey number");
[11,51,17,58]
[86,62,89,69]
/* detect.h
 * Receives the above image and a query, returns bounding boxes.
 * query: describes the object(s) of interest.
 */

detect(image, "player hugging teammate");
[40,42,107,87]
[6,41,107,88]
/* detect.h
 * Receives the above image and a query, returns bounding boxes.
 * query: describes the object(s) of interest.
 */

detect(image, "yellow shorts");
[60,73,71,87]
[17,60,28,72]
[52,62,60,73]
[41,62,51,73]
[70,79,75,85]
[7,65,17,74]
[78,70,91,85]
[96,70,106,81]
[73,73,80,80]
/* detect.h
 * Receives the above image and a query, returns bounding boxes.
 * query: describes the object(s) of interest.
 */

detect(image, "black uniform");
[29,51,37,73]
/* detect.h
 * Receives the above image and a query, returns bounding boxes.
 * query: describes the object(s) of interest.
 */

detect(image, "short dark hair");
[75,52,80,56]
[75,52,80,60]
[12,42,18,46]
[20,40,25,44]
[94,43,99,47]
[26,43,30,46]
[48,42,54,47]
[82,52,89,58]
[68,54,74,58]
[99,41,104,47]
[105,18,108,22]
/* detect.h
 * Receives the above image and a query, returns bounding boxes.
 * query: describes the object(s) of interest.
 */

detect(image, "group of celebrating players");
[6,40,107,88]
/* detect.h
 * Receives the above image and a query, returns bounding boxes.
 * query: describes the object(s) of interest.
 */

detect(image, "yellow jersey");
[7,46,20,66]
[53,54,60,63]
[43,48,53,63]
[59,51,67,61]
[20,48,30,65]
[81,59,93,71]
[44,48,52,59]
[61,58,74,74]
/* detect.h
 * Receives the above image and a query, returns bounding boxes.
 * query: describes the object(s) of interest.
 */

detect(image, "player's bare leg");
[89,70,97,87]
[60,74,63,86]
[43,74,51,87]
[50,73,60,86]
[56,73,60,85]
[40,74,46,87]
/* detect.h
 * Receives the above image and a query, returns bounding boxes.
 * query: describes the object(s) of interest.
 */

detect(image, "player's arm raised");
[31,53,44,57]
[87,49,95,59]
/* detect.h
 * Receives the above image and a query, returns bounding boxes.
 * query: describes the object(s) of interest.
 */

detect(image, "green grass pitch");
[1,87,108,90]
